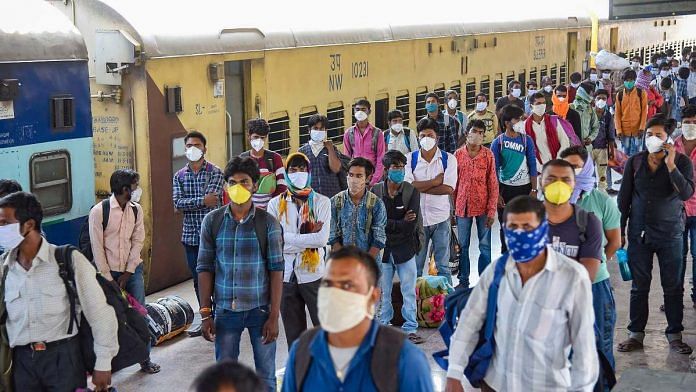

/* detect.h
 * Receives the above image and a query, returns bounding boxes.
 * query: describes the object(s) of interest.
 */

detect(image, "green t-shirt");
[577,189,621,283]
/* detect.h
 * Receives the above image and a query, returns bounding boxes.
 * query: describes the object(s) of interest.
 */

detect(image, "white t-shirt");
[404,148,458,226]
[328,344,359,382]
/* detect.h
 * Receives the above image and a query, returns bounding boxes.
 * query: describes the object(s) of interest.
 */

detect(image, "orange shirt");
[453,146,498,218]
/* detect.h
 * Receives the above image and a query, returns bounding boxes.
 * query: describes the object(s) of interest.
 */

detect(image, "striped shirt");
[197,207,284,312]
[244,150,287,210]
[426,111,460,154]
[299,143,342,198]
[172,161,225,246]
[447,247,598,392]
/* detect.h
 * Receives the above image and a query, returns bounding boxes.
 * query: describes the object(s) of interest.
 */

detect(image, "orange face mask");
[552,92,569,119]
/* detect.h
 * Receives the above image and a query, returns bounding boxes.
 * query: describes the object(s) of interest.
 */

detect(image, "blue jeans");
[620,135,644,157]
[183,243,200,306]
[456,215,491,288]
[112,265,152,354]
[627,237,684,341]
[215,306,276,391]
[682,216,696,303]
[378,255,418,334]
[416,220,452,284]
[592,279,616,370]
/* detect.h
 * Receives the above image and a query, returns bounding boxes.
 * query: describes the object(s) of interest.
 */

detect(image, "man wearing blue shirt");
[282,246,433,392]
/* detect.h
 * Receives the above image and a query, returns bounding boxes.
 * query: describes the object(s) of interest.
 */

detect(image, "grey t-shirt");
[548,207,603,261]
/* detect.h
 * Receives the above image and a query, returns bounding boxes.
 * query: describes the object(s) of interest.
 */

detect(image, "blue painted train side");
[0,59,94,246]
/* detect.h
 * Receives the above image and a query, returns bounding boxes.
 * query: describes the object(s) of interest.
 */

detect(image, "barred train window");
[518,70,526,94]
[30,150,72,216]
[51,96,75,130]
[480,76,490,102]
[298,108,318,146]
[268,114,291,156]
[540,66,548,80]
[493,74,503,101]
[551,64,558,86]
[529,67,538,85]
[560,63,567,85]
[449,83,461,110]
[326,104,345,145]
[433,84,446,103]
[415,87,428,119]
[395,92,410,127]
[465,78,476,111]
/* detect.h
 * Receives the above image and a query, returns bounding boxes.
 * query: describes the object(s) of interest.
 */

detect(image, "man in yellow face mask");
[541,159,603,282]
[196,156,285,391]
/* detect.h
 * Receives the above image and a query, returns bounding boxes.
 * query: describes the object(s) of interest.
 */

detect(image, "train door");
[225,61,246,159]
[610,27,619,53]
[375,94,389,131]
[567,32,578,76]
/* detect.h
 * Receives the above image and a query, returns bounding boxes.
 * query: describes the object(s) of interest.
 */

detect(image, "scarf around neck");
[552,92,569,119]
[525,114,561,163]
[571,155,597,203]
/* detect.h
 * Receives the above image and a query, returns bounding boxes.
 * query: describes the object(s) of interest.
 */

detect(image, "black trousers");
[281,279,321,348]
[497,183,533,253]
[13,337,87,392]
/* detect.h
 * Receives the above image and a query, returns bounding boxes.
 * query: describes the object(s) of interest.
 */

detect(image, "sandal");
[617,338,644,352]
[140,360,161,374]
[408,333,424,345]
[669,340,693,355]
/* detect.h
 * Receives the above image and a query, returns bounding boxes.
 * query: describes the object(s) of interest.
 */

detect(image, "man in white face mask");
[385,109,418,155]
[281,246,433,391]
[467,92,499,147]
[173,130,225,336]
[405,117,458,283]
[525,92,572,171]
[343,99,387,186]
[443,89,468,137]
[524,79,539,115]
[240,118,287,210]
[674,105,696,309]
[495,80,525,118]
[87,169,160,373]
[298,114,343,198]
[592,89,617,192]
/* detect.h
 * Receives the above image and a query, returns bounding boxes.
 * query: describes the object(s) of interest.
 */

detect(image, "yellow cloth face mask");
[227,184,252,205]
[544,180,572,205]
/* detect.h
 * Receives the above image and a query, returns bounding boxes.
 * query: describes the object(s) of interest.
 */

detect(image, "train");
[0,1,94,246]
[3,0,688,292]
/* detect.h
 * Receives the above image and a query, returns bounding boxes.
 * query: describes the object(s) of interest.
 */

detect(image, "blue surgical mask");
[503,221,549,263]
[425,102,438,113]
[387,169,405,184]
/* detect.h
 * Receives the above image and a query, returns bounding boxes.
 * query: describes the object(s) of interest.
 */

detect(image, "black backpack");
[206,206,272,262]
[78,199,138,262]
[55,245,150,373]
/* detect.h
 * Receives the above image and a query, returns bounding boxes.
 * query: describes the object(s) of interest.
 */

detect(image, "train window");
[550,64,558,86]
[493,75,503,101]
[268,113,291,156]
[540,66,548,81]
[415,87,428,119]
[51,96,74,130]
[30,150,72,216]
[396,91,410,127]
[480,76,490,102]
[506,72,515,89]
[465,78,476,111]
[326,103,345,144]
[449,83,461,110]
[374,95,389,131]
[298,107,318,146]
[529,67,537,86]
[560,63,567,84]
[433,84,446,102]
[518,70,526,94]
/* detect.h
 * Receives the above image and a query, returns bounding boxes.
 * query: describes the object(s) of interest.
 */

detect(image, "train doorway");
[567,32,578,76]
[225,61,246,159]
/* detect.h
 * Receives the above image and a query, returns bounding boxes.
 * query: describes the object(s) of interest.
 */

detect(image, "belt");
[16,335,77,352]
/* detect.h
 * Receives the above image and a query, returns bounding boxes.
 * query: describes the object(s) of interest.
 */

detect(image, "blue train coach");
[0,1,94,245]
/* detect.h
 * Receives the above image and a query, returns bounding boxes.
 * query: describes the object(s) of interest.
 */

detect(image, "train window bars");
[493,74,503,101]
[51,96,75,130]
[449,83,461,110]
[465,78,476,111]
[415,87,428,119]
[30,150,72,216]
[268,113,291,156]
[396,91,410,127]
[326,103,345,145]
[298,107,319,146]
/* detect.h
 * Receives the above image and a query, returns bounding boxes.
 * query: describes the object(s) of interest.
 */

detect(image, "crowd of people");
[1,47,696,391]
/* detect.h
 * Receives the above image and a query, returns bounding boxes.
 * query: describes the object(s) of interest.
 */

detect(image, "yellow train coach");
[50,0,696,292]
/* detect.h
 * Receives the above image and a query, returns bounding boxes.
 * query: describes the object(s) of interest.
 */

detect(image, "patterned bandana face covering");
[504,220,549,263]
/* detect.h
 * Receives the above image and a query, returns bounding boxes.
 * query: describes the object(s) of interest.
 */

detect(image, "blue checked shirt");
[328,190,387,262]
[197,207,284,312]
[172,161,225,246]
[430,111,460,153]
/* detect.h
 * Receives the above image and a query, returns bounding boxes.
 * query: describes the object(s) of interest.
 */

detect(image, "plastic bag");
[595,50,631,71]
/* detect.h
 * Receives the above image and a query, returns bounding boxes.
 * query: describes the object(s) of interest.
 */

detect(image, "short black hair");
[660,77,673,89]
[110,169,140,195]
[559,145,589,164]
[555,85,568,93]
[623,69,637,80]
[527,79,538,87]
[328,245,381,287]
[531,92,546,102]
[467,119,486,132]
[445,89,459,99]
[691,59,696,69]
[417,117,439,134]
[184,131,207,146]
[307,114,327,130]
[224,156,261,183]
[682,104,696,119]
[191,361,264,392]
[570,72,582,83]
[508,80,521,91]
[666,48,675,56]
[579,82,595,95]
[286,154,309,170]
[387,109,404,122]
[355,99,371,110]
[542,158,575,175]
[503,195,546,223]
[476,92,488,101]
[0,192,43,231]
[595,89,609,98]
[678,67,690,80]
[347,157,374,178]
[247,118,270,136]
[646,114,677,135]
[501,104,525,125]
[0,179,22,198]
[425,92,440,102]
[382,150,407,169]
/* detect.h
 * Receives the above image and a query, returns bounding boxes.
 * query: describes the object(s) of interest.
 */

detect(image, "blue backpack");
[433,254,507,387]
[385,128,412,151]
[410,150,448,173]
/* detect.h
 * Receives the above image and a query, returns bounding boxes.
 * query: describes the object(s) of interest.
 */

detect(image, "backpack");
[333,191,379,240]
[293,325,405,392]
[371,182,424,253]
[384,128,412,151]
[618,87,644,110]
[347,125,382,156]
[78,199,138,262]
[206,206,271,262]
[574,205,589,244]
[410,150,449,174]
[54,245,150,373]
[336,151,352,191]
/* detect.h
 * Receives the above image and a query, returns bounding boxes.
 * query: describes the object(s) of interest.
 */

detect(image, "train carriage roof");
[91,0,598,58]
[0,0,87,62]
